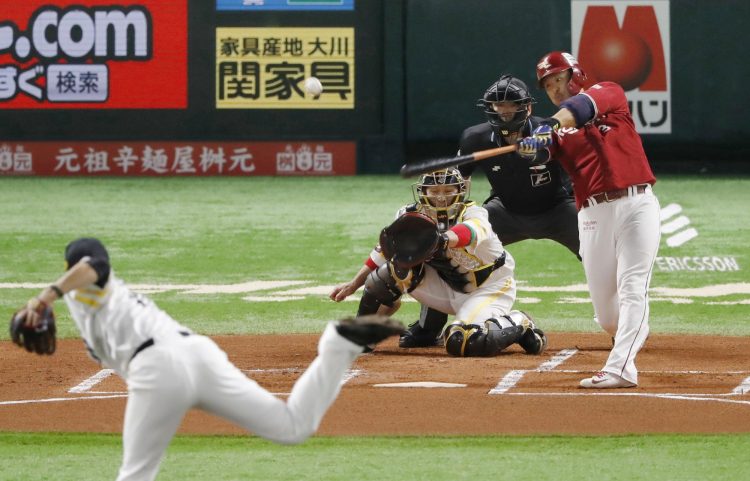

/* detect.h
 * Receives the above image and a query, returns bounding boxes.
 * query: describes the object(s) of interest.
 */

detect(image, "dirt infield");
[1,333,749,435]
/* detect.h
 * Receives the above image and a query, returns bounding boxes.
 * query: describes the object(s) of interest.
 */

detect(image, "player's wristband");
[49,285,64,298]
[450,224,475,247]
[559,94,595,127]
[539,117,561,130]
[365,257,378,271]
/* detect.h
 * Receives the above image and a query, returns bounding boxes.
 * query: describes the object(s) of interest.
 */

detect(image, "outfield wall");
[0,1,746,175]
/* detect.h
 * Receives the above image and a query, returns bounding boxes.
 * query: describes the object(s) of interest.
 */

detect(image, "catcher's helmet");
[536,51,587,95]
[413,168,468,227]
[478,75,535,136]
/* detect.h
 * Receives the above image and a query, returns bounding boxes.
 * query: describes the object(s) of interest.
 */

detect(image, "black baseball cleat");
[519,328,547,355]
[336,315,406,348]
[398,321,442,348]
[516,314,548,355]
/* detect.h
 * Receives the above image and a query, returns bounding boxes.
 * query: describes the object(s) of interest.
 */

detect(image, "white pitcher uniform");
[65,270,364,481]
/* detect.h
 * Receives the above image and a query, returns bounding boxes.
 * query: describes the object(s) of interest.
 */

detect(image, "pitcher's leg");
[117,350,192,481]
[197,326,360,445]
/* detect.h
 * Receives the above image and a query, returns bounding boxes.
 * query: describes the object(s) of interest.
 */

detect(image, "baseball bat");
[399,144,518,178]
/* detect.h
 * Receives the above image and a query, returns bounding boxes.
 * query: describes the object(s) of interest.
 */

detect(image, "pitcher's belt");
[130,331,190,361]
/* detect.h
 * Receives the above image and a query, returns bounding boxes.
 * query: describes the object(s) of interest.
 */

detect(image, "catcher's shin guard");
[484,319,525,354]
[357,263,422,316]
[443,319,524,357]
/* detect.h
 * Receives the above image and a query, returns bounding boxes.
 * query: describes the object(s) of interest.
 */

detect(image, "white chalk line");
[0,394,127,406]
[487,348,750,405]
[488,370,527,395]
[0,367,363,406]
[488,349,578,395]
[503,392,750,406]
[538,369,750,375]
[731,376,750,395]
[68,369,115,393]
[6,354,749,407]
[538,349,580,371]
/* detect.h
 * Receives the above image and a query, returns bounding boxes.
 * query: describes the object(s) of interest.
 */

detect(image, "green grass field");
[1,176,748,480]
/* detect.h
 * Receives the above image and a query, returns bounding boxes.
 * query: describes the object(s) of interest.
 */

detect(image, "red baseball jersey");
[549,81,656,209]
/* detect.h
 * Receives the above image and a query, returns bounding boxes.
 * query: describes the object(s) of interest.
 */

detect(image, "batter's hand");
[518,136,548,160]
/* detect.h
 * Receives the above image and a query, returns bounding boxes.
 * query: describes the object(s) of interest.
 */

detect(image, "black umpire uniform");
[457,116,579,255]
[400,75,579,348]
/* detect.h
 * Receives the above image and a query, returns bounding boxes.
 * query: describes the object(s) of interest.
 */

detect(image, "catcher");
[330,168,547,357]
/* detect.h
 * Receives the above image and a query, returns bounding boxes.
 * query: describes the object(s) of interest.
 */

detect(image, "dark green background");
[1,0,747,173]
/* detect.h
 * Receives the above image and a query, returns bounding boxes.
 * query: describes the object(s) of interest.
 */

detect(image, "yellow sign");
[216,27,355,109]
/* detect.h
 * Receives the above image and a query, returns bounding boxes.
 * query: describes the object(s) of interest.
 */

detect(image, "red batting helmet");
[536,51,587,95]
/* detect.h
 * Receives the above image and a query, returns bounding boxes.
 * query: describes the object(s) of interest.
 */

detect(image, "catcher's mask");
[413,168,468,227]
[478,74,535,136]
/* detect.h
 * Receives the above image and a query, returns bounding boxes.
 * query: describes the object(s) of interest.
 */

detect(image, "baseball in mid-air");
[304,76,323,97]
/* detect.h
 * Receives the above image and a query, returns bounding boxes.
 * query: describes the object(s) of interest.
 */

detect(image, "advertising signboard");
[0,0,187,109]
[572,0,671,133]
[0,141,356,176]
[216,27,354,109]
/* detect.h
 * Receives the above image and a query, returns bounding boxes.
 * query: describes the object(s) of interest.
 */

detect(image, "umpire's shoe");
[398,321,442,348]
[336,315,406,348]
[516,313,548,355]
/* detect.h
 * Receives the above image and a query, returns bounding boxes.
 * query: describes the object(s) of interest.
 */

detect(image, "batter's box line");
[68,369,116,393]
[65,367,363,397]
[525,373,750,397]
[489,348,750,397]
[502,391,750,406]
[488,349,578,395]
[539,369,750,375]
[0,394,128,406]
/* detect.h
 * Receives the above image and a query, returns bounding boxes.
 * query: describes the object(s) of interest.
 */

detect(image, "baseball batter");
[519,51,661,388]
[17,237,403,481]
[402,75,581,349]
[330,168,547,357]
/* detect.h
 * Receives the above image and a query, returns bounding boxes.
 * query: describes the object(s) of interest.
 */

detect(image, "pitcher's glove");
[10,300,57,355]
[379,212,441,268]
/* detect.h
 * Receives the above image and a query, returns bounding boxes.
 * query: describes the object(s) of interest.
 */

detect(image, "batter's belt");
[584,184,649,209]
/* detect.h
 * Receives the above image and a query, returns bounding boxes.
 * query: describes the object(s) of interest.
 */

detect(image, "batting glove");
[531,124,555,146]
[518,136,546,160]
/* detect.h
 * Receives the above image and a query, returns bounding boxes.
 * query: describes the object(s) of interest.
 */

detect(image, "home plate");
[373,381,467,388]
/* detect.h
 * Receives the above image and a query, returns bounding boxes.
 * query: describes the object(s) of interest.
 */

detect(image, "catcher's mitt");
[379,212,444,268]
[10,301,57,355]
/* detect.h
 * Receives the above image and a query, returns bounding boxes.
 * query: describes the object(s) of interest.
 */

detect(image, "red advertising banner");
[0,141,357,176]
[571,1,671,133]
[0,0,187,109]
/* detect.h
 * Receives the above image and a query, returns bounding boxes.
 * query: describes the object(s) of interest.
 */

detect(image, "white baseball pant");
[579,185,661,384]
[408,257,517,326]
[116,323,360,481]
